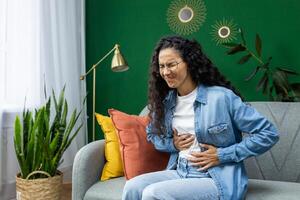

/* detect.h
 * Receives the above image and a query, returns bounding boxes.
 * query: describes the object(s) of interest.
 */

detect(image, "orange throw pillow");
[108,109,169,180]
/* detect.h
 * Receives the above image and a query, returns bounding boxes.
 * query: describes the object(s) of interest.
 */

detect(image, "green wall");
[86,0,300,140]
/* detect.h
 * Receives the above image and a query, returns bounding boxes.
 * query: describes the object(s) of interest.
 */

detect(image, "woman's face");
[158,48,195,95]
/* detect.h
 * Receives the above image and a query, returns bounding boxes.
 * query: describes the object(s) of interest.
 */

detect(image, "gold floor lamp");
[80,44,129,141]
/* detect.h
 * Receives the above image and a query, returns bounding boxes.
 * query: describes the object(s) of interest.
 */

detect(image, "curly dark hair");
[148,35,243,134]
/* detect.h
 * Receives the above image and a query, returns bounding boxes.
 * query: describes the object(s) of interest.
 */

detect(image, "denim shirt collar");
[195,84,207,104]
[163,84,207,109]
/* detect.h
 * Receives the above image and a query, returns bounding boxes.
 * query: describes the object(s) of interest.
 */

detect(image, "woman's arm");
[146,122,178,153]
[189,91,279,170]
[217,91,279,164]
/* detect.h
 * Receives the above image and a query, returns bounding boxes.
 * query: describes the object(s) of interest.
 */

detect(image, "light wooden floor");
[62,183,72,200]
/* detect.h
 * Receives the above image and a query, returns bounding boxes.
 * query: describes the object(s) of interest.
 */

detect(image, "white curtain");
[40,0,87,178]
[0,0,86,199]
[0,0,41,107]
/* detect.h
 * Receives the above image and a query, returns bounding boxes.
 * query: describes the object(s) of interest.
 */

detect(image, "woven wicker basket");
[16,170,63,200]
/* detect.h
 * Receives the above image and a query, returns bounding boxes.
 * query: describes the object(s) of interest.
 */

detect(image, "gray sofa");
[72,102,300,200]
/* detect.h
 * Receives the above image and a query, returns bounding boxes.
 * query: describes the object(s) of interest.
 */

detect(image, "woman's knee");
[142,185,157,200]
[122,177,146,200]
[123,171,177,200]
[142,184,169,200]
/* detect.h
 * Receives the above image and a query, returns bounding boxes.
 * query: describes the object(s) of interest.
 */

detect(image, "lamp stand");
[80,44,128,141]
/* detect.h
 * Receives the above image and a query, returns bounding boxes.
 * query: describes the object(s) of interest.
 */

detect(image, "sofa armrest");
[72,140,105,200]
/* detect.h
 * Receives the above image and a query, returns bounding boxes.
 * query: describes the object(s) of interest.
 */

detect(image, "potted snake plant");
[14,87,83,200]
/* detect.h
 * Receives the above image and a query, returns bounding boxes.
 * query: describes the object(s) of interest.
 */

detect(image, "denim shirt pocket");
[207,123,228,134]
[207,123,231,146]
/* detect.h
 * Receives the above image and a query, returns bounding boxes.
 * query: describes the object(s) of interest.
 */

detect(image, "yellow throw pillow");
[95,113,124,181]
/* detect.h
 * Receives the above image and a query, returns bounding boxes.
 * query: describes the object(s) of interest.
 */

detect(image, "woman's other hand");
[173,129,194,151]
[188,143,220,171]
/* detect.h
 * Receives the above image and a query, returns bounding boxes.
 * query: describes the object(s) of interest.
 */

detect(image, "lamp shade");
[111,45,129,72]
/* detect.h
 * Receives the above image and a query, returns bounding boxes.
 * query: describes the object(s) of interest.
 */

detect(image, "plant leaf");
[63,123,83,151]
[14,116,27,177]
[50,131,60,155]
[256,72,268,92]
[272,71,289,99]
[45,98,51,118]
[61,100,68,127]
[52,89,58,111]
[245,66,260,81]
[273,70,290,91]
[255,34,262,57]
[82,93,88,106]
[14,117,22,153]
[277,67,299,76]
[261,57,272,69]
[238,54,252,64]
[269,86,274,101]
[262,75,269,95]
[290,83,300,98]
[22,111,31,155]
[227,44,246,55]
[43,79,47,100]
[62,109,77,145]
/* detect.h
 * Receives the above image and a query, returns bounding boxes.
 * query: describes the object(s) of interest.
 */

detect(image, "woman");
[122,36,279,200]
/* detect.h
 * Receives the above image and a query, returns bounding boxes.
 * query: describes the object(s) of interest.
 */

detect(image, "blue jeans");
[122,157,219,200]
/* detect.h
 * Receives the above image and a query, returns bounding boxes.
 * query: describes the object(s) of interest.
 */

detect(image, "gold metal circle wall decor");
[178,5,194,23]
[218,26,230,38]
[211,18,238,45]
[167,0,207,35]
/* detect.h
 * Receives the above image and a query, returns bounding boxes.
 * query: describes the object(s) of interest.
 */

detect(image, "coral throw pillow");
[95,113,124,181]
[108,109,169,180]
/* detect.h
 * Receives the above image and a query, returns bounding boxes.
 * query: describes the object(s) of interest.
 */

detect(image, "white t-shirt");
[172,88,201,159]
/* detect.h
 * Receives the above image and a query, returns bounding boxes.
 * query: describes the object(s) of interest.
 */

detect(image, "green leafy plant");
[222,29,300,101]
[14,87,83,179]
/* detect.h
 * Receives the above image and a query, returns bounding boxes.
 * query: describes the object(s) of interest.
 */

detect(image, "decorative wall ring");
[178,5,194,23]
[211,18,238,45]
[167,0,207,35]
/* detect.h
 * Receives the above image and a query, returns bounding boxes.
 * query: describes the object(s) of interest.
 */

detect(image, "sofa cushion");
[108,109,169,180]
[83,177,125,200]
[246,179,300,200]
[84,178,300,200]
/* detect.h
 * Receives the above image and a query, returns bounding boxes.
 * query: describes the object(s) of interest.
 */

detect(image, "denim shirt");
[146,84,279,200]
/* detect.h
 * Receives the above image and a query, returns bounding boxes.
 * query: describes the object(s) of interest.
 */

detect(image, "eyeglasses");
[159,60,183,72]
